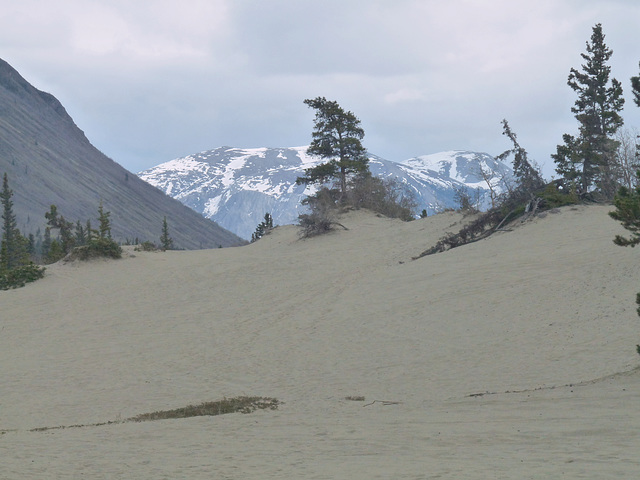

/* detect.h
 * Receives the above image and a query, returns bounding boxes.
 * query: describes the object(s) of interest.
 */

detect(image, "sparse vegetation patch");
[128,397,279,422]
[1,173,46,288]
[0,263,45,290]
[135,240,160,252]
[26,396,280,433]
[345,396,366,402]
[66,237,122,261]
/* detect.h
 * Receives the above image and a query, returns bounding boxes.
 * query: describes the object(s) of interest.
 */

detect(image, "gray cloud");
[2,0,640,178]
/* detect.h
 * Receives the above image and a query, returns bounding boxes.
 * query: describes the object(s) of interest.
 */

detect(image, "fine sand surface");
[1,204,639,479]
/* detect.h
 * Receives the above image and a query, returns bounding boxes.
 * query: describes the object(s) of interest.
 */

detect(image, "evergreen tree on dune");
[553,23,625,199]
[296,97,369,199]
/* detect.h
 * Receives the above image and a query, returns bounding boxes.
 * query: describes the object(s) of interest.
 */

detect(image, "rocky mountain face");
[139,147,513,240]
[0,59,244,249]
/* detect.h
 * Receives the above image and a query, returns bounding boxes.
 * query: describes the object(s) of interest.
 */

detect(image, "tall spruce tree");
[631,62,640,107]
[97,201,112,239]
[75,220,86,246]
[609,175,640,354]
[296,97,369,199]
[45,205,75,255]
[160,216,174,250]
[0,173,44,289]
[86,219,93,242]
[1,173,28,270]
[609,179,640,247]
[553,23,625,199]
[622,65,640,354]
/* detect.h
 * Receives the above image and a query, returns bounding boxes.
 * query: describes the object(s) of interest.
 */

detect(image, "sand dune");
[2,204,639,478]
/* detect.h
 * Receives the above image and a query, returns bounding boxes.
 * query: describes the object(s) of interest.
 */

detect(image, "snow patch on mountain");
[139,147,513,240]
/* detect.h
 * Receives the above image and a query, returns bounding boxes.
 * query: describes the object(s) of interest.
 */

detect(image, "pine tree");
[47,239,64,263]
[27,233,36,258]
[609,180,640,247]
[631,63,640,174]
[609,175,640,354]
[97,201,112,239]
[160,216,174,250]
[0,173,45,288]
[250,213,274,243]
[1,172,17,270]
[296,97,369,199]
[631,62,640,107]
[75,220,86,246]
[44,204,58,227]
[58,217,74,253]
[45,205,75,255]
[1,173,28,270]
[496,119,545,196]
[86,219,93,243]
[553,23,625,199]
[610,63,640,246]
[263,212,273,230]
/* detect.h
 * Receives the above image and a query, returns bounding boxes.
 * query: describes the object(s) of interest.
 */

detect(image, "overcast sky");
[2,0,640,177]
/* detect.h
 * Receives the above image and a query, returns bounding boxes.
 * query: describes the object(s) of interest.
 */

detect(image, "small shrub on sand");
[298,187,341,238]
[135,241,159,252]
[67,237,122,261]
[345,396,366,402]
[0,263,45,290]
[298,210,337,238]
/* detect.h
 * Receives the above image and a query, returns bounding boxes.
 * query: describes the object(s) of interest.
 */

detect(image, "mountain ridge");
[139,147,514,239]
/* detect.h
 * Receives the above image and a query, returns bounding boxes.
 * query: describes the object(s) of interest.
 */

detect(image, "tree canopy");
[631,61,640,108]
[1,173,45,288]
[1,172,27,270]
[297,97,369,198]
[496,119,545,196]
[250,213,274,243]
[553,23,625,199]
[609,182,640,247]
[160,216,174,250]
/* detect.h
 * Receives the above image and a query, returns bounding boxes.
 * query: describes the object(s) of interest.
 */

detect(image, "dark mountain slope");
[0,59,244,248]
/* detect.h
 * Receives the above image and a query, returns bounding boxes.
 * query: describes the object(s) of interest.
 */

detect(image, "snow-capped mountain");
[139,147,513,240]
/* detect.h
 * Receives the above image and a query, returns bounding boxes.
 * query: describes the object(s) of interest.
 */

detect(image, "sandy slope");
[1,204,639,479]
